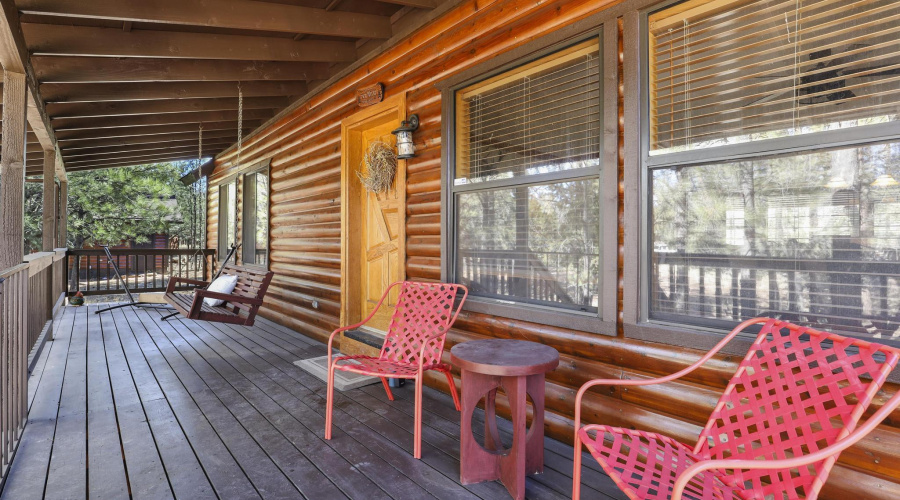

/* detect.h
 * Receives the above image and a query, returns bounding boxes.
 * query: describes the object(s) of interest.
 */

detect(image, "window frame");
[241,161,271,269]
[632,0,900,346]
[440,27,619,336]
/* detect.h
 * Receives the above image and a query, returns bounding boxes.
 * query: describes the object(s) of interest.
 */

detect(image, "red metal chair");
[325,281,468,458]
[573,318,900,500]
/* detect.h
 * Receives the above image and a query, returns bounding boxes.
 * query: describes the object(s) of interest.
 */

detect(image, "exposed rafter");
[41,81,308,102]
[22,24,358,62]
[58,128,246,150]
[55,120,262,141]
[18,0,394,39]
[46,96,289,118]
[52,108,274,131]
[63,139,234,159]
[33,57,332,83]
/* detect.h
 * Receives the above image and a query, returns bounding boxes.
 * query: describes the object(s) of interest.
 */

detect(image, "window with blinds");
[646,0,900,344]
[648,0,900,154]
[451,38,603,312]
[455,39,601,183]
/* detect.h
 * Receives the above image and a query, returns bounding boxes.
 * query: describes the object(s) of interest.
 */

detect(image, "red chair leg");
[572,432,582,499]
[414,374,423,459]
[380,377,395,401]
[444,370,461,411]
[325,364,336,440]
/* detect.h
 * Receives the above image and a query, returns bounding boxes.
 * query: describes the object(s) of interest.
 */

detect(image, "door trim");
[340,93,408,328]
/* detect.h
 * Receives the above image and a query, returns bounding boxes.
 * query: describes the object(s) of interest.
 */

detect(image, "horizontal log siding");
[206,0,900,498]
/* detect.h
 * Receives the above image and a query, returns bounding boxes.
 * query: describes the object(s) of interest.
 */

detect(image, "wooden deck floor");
[0,304,625,500]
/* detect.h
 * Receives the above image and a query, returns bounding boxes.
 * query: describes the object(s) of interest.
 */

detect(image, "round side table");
[450,339,559,500]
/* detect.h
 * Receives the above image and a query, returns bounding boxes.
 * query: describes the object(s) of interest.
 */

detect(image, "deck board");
[1,304,626,500]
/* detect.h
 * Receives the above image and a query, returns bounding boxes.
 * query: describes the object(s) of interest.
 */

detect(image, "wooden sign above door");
[356,83,384,107]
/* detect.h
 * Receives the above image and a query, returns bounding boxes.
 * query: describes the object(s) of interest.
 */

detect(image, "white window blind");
[456,39,601,183]
[649,0,900,154]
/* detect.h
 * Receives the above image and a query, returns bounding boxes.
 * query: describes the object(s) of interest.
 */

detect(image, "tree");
[23,182,43,253]
[63,163,203,249]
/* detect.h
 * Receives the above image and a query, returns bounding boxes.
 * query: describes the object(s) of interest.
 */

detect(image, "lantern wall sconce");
[392,114,420,159]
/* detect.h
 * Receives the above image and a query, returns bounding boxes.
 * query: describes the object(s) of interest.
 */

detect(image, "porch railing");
[0,263,27,481]
[66,248,216,296]
[652,252,900,337]
[1,249,65,483]
[458,249,599,308]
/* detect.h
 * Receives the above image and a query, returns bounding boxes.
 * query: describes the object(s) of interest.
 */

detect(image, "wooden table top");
[450,339,559,376]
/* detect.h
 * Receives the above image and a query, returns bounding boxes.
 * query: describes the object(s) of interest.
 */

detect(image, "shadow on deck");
[0,304,624,500]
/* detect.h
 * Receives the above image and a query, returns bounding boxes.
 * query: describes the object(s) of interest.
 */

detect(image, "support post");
[42,150,57,251]
[0,70,27,270]
[58,179,68,248]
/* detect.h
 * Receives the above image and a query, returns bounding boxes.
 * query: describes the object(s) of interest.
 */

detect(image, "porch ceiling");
[12,0,446,176]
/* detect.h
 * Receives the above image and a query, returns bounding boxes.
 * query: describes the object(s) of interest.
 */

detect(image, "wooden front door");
[340,94,407,348]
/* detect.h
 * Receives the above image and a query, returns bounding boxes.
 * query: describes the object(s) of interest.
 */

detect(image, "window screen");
[452,38,603,312]
[648,0,900,154]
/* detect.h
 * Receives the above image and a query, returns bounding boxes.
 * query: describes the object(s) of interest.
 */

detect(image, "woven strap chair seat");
[580,426,748,500]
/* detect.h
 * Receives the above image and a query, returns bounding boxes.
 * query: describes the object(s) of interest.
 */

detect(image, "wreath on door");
[358,141,397,193]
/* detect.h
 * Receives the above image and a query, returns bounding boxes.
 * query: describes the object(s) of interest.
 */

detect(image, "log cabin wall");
[206,0,900,497]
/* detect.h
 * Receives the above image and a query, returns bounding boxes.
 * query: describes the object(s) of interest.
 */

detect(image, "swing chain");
[236,82,243,169]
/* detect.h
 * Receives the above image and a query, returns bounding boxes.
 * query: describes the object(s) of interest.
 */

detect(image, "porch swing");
[162,83,274,326]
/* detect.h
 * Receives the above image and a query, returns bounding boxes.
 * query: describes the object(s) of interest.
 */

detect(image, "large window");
[451,38,603,312]
[242,167,270,267]
[646,0,900,342]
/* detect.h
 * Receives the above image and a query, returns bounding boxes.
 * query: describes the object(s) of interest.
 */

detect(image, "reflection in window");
[651,142,900,340]
[218,181,236,259]
[457,179,601,311]
[242,169,269,266]
[255,173,269,266]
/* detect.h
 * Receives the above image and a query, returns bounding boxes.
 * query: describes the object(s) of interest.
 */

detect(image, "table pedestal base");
[459,370,545,500]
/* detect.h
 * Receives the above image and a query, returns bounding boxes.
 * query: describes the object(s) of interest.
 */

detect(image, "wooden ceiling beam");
[66,154,202,172]
[63,140,235,159]
[376,0,441,7]
[47,96,289,118]
[41,80,307,102]
[64,146,228,166]
[55,120,262,141]
[22,24,358,62]
[52,108,274,130]
[18,0,393,39]
[58,128,244,150]
[33,57,331,83]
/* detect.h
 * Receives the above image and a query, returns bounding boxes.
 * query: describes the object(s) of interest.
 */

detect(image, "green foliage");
[24,182,43,254]
[66,164,173,247]
[21,161,208,253]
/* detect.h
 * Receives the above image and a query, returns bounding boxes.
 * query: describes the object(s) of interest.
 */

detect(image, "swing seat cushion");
[204,274,239,306]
